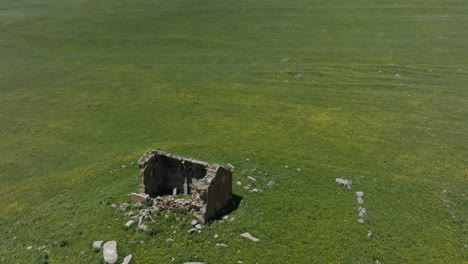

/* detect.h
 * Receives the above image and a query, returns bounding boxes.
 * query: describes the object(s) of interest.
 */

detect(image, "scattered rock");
[441,189,447,194]
[103,241,118,264]
[357,197,364,204]
[358,218,364,223]
[356,191,364,197]
[281,57,291,62]
[195,224,202,230]
[27,246,33,250]
[236,181,242,186]
[122,254,132,264]
[247,176,256,182]
[130,193,149,202]
[191,219,198,226]
[296,168,301,171]
[216,243,228,247]
[367,231,372,237]
[251,188,259,193]
[243,186,250,190]
[121,165,127,169]
[138,224,148,231]
[111,204,118,208]
[214,234,219,238]
[133,202,142,207]
[188,228,197,234]
[125,220,135,227]
[184,262,204,264]
[240,232,259,242]
[93,241,103,249]
[227,164,235,169]
[120,203,130,211]
[335,178,352,190]
[166,238,174,242]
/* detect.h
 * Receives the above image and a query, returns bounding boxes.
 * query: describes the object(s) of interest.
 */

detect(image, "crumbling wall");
[137,150,232,223]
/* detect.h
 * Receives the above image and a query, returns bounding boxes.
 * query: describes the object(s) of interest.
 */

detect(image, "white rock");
[130,193,149,202]
[27,246,33,250]
[356,191,364,197]
[125,220,135,227]
[195,224,202,230]
[367,231,372,237]
[122,254,132,264]
[103,241,118,264]
[251,188,258,193]
[358,218,364,223]
[358,207,367,218]
[190,219,198,226]
[184,262,205,264]
[93,241,103,249]
[240,232,259,242]
[227,163,235,169]
[222,215,229,220]
[214,234,219,238]
[166,238,173,242]
[243,186,250,190]
[138,224,148,231]
[247,176,256,182]
[335,178,352,190]
[236,181,242,186]
[188,228,197,234]
[357,197,364,204]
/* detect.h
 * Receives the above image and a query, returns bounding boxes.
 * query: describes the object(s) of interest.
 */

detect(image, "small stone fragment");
[195,224,202,230]
[191,219,198,226]
[138,224,148,231]
[358,218,364,223]
[216,243,228,247]
[166,238,174,242]
[184,262,205,264]
[27,246,33,250]
[357,197,364,204]
[214,234,219,238]
[356,191,364,197]
[240,232,259,242]
[120,203,130,211]
[367,231,372,237]
[125,220,135,227]
[93,241,103,249]
[111,204,118,208]
[251,188,258,193]
[188,228,197,234]
[103,241,118,264]
[266,180,276,188]
[281,57,291,62]
[130,193,149,202]
[247,176,256,182]
[236,181,242,186]
[122,254,132,264]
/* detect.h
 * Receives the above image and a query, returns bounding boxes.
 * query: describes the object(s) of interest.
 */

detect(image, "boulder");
[103,241,118,264]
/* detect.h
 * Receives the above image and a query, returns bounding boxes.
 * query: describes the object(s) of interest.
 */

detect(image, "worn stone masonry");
[137,150,232,223]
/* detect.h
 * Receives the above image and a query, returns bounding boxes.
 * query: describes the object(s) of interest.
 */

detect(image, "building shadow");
[210,194,243,222]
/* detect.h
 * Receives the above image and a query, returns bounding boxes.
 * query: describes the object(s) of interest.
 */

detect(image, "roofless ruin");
[135,150,233,223]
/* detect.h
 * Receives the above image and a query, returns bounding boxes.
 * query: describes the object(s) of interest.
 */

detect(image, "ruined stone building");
[136,150,232,223]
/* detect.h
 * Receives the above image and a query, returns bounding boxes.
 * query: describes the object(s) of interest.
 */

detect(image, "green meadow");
[0,0,467,263]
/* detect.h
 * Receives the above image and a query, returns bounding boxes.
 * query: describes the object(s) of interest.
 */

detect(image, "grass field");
[0,0,467,263]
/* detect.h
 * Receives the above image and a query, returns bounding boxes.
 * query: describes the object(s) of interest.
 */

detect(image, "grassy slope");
[0,0,466,263]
